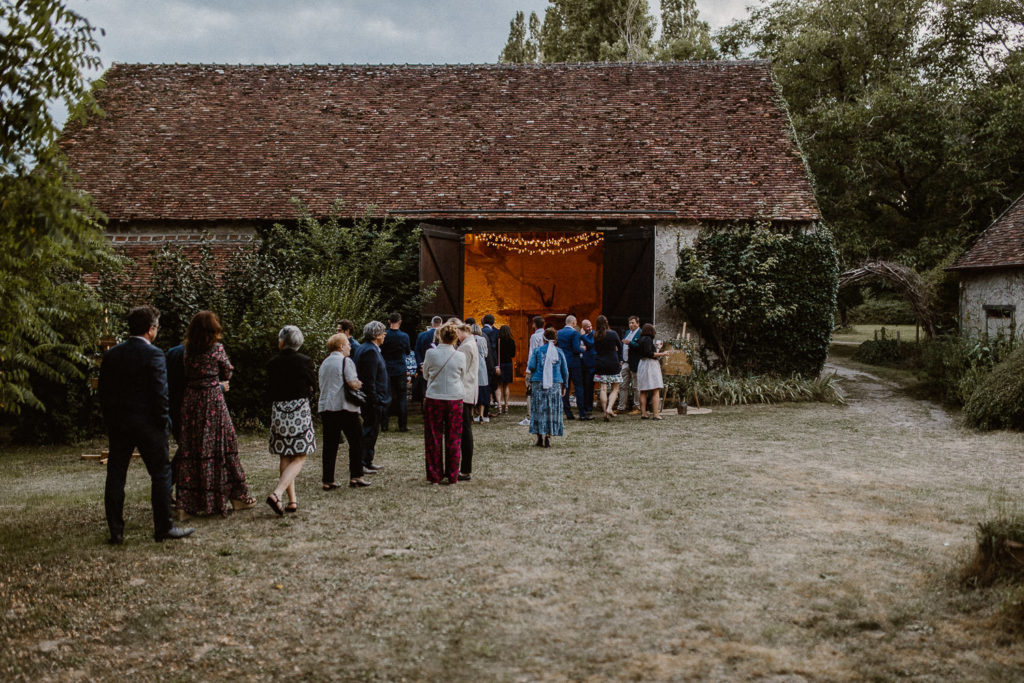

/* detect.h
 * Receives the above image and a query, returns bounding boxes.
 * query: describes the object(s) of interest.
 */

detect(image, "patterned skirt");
[269,398,316,457]
[529,381,564,436]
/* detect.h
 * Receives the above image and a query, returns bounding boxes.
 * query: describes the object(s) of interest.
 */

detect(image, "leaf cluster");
[669,222,839,377]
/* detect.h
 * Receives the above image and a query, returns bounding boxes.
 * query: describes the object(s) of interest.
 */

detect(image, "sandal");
[322,483,340,491]
[651,416,663,421]
[231,496,257,510]
[266,492,284,516]
[285,501,298,513]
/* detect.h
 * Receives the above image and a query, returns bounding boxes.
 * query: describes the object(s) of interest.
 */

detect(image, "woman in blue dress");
[526,327,568,448]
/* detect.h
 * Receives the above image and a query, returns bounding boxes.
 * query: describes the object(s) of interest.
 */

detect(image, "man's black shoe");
[108,534,124,545]
[364,463,383,474]
[457,473,472,481]
[154,526,195,542]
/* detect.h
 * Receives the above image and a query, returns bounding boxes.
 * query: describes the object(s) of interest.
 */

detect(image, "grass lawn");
[831,324,922,345]
[2,362,1024,680]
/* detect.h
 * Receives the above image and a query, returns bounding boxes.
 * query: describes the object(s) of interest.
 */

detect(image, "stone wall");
[959,268,1024,338]
[653,222,700,340]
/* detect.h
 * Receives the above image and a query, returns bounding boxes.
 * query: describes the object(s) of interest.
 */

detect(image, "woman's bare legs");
[274,455,307,504]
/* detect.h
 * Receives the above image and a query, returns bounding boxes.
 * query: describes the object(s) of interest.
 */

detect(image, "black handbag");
[343,357,368,407]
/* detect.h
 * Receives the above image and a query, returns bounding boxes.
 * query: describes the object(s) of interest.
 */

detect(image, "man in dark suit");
[353,320,390,473]
[380,312,411,432]
[99,306,194,544]
[165,343,185,443]
[480,314,500,411]
[556,315,589,420]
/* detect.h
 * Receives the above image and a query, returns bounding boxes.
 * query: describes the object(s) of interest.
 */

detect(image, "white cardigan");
[423,344,468,401]
[457,335,479,404]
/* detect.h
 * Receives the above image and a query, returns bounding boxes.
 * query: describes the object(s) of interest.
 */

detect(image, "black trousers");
[562,365,586,417]
[384,374,408,431]
[459,402,474,474]
[105,425,173,538]
[360,403,384,467]
[582,365,595,415]
[321,410,364,482]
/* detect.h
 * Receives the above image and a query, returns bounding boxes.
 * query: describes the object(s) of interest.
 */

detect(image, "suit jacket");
[381,328,412,377]
[99,336,170,436]
[581,331,596,370]
[622,327,642,373]
[165,344,185,439]
[555,326,583,369]
[414,327,436,367]
[481,324,499,372]
[354,341,391,408]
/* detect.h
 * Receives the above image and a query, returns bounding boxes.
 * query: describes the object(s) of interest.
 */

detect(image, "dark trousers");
[321,410,364,482]
[582,365,595,415]
[488,369,500,405]
[105,426,173,538]
[561,365,586,417]
[384,374,408,431]
[459,402,474,474]
[360,403,384,467]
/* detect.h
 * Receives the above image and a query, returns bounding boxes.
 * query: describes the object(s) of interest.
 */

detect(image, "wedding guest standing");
[422,324,467,484]
[266,325,316,515]
[99,305,193,544]
[618,315,642,413]
[353,321,390,474]
[456,323,479,481]
[520,315,547,427]
[318,333,369,490]
[592,315,623,421]
[556,315,588,420]
[580,318,597,420]
[471,323,490,423]
[381,312,411,432]
[495,324,516,414]
[527,327,568,448]
[632,323,669,420]
[175,311,255,516]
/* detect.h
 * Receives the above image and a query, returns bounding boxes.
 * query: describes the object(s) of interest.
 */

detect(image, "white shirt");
[318,351,360,413]
[529,328,545,353]
[457,336,479,404]
[622,327,640,363]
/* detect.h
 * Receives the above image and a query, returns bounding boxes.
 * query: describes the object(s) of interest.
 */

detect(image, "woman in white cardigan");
[422,323,468,484]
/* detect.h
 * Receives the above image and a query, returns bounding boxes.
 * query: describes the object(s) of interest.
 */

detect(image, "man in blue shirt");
[380,312,411,432]
[580,318,597,420]
[556,315,589,420]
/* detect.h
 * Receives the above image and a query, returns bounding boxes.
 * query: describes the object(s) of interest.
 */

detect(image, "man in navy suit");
[354,320,391,473]
[556,315,589,420]
[481,313,500,411]
[99,306,194,544]
[380,312,411,432]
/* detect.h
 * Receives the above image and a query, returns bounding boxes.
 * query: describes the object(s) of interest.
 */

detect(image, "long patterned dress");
[174,343,251,515]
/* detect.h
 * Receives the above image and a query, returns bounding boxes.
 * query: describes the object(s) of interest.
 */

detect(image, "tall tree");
[0,0,115,415]
[656,0,717,60]
[718,0,1024,270]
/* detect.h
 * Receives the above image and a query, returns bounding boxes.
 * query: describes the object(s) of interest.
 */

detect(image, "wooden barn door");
[602,227,654,328]
[419,223,463,321]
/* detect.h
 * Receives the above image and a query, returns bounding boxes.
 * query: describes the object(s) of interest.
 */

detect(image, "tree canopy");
[0,0,116,415]
[500,0,716,63]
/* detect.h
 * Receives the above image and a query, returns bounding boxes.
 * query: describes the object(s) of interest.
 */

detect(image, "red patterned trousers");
[423,397,463,483]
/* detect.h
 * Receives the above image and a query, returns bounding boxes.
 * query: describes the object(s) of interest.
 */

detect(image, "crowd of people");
[97,305,669,543]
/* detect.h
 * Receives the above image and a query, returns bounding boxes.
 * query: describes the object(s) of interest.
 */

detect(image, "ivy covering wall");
[669,222,839,377]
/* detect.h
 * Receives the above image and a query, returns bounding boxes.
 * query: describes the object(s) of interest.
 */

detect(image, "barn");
[948,192,1024,338]
[60,61,819,357]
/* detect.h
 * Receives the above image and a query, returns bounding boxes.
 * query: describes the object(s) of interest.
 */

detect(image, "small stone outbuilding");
[948,193,1024,338]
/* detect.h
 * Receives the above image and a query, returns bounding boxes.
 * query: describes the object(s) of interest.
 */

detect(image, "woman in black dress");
[592,315,623,421]
[266,325,317,515]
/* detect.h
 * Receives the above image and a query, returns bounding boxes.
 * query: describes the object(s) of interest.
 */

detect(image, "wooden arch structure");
[838,261,937,338]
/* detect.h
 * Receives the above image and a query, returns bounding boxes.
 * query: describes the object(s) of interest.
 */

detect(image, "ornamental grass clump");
[668,370,845,406]
[961,516,1024,588]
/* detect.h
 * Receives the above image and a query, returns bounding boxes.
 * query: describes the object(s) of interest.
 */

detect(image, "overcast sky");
[64,0,755,68]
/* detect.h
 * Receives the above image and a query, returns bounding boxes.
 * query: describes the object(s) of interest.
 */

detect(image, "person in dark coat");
[556,315,588,420]
[99,305,194,544]
[481,313,500,411]
[380,311,411,432]
[353,320,390,474]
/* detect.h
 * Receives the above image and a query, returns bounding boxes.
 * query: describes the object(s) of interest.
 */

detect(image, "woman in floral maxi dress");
[174,311,255,516]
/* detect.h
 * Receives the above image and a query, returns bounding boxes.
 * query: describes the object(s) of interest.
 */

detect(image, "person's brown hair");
[185,311,222,355]
[439,324,459,345]
[595,315,609,340]
[641,323,656,338]
[544,327,557,341]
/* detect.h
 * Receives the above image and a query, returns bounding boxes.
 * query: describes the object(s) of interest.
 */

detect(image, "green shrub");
[851,328,920,366]
[964,345,1024,431]
[667,370,845,407]
[669,222,839,377]
[846,298,916,325]
[918,333,1016,407]
[961,515,1024,587]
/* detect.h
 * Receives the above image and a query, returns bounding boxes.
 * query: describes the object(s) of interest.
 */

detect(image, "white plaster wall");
[959,269,1024,338]
[653,222,700,339]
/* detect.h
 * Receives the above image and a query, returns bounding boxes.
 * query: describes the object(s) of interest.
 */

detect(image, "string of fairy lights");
[475,232,604,255]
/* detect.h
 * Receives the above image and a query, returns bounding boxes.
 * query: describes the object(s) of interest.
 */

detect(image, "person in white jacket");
[422,323,468,485]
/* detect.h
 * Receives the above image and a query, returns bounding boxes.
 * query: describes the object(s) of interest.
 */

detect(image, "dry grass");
[2,358,1024,681]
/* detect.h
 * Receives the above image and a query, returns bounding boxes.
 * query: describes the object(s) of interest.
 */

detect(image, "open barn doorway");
[463,232,604,381]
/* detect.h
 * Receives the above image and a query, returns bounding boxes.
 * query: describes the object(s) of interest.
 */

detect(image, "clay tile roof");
[60,62,820,223]
[949,193,1024,271]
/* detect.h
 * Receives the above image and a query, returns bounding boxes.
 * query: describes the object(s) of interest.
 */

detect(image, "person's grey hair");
[431,316,443,327]
[471,323,482,336]
[362,320,386,342]
[278,325,304,350]
[565,315,577,326]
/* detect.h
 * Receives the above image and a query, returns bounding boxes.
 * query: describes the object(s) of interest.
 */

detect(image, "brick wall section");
[60,62,819,224]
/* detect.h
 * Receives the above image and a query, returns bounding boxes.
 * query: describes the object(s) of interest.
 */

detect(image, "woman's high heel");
[231,496,257,510]
[535,435,544,447]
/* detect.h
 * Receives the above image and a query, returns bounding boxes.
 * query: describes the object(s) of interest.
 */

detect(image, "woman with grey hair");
[265,325,316,515]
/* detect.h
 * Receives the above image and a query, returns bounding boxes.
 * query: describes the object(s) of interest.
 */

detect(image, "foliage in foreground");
[961,515,1024,588]
[667,370,845,407]
[669,223,839,377]
[918,333,1017,408]
[0,0,117,418]
[963,344,1024,431]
